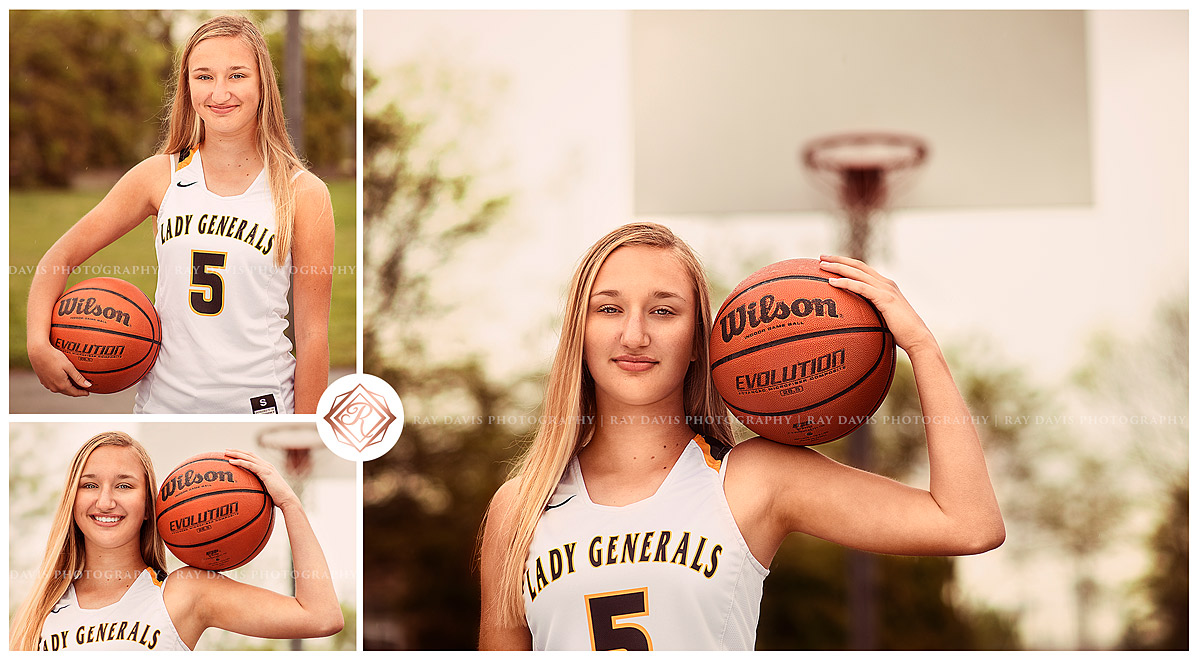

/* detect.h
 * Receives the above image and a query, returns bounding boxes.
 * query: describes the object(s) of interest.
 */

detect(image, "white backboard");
[632,10,1093,213]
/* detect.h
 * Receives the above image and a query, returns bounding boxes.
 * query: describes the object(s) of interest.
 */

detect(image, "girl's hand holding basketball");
[224,450,300,511]
[28,342,91,396]
[819,255,936,355]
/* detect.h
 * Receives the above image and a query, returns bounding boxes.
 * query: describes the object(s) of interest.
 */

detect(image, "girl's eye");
[651,307,676,316]
[79,482,98,489]
[596,305,620,314]
[117,483,134,489]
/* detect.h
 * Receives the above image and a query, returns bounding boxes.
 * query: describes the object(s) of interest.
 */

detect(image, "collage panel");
[358,9,1187,653]
[9,9,357,415]
[9,421,356,651]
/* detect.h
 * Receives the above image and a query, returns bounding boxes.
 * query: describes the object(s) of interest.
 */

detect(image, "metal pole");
[285,10,305,158]
[844,200,878,650]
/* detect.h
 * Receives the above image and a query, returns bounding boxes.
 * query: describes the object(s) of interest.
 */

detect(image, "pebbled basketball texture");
[709,258,895,446]
[155,452,275,571]
[48,277,161,394]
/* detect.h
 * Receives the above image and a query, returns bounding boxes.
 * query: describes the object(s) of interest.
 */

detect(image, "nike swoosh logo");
[545,495,576,511]
[177,181,198,187]
[51,604,70,614]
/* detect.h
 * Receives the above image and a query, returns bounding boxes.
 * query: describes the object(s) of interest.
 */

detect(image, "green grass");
[10,179,358,369]
[327,178,358,368]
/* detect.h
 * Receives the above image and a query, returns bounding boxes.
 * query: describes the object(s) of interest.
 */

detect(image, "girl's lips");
[90,514,125,526]
[208,104,237,114]
[614,356,658,372]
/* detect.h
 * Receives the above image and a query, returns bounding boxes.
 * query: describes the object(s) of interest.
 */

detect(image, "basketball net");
[257,426,323,500]
[802,132,927,259]
[284,448,314,482]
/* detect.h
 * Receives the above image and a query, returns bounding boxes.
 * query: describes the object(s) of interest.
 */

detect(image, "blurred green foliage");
[9,10,172,187]
[8,10,355,188]
[1119,482,1187,650]
[361,64,513,649]
[1075,294,1187,651]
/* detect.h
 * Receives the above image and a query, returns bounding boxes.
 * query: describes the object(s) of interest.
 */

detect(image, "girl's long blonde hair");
[489,222,735,626]
[159,14,306,267]
[10,432,167,651]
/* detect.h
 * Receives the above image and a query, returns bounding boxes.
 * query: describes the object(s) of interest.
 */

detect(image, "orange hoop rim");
[802,132,928,174]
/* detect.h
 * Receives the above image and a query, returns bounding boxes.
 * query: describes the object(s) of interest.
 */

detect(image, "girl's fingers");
[819,258,877,287]
[819,254,881,278]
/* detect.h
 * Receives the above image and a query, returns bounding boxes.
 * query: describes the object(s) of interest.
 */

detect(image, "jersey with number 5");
[135,147,295,414]
[524,435,768,650]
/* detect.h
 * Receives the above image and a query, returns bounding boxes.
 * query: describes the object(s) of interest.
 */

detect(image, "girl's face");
[584,246,697,412]
[72,446,148,552]
[188,35,261,138]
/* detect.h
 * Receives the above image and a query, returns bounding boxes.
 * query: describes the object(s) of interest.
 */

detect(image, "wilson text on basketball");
[719,294,838,342]
[160,467,236,501]
[56,296,132,326]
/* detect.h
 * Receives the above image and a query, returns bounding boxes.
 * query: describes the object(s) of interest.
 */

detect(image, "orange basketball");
[709,258,895,446]
[48,277,161,393]
[155,453,275,571]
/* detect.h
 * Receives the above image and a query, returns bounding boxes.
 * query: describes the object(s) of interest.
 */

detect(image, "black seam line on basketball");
[157,493,268,534]
[76,351,157,376]
[172,456,235,470]
[168,456,267,486]
[155,488,269,521]
[164,508,269,550]
[162,504,271,550]
[714,273,873,318]
[715,274,830,318]
[50,323,163,346]
[826,343,898,442]
[164,458,268,496]
[231,515,275,569]
[58,286,157,329]
[710,326,889,372]
[724,332,894,417]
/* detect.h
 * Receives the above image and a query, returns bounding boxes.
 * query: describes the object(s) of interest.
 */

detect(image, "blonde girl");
[480,222,1004,650]
[27,14,333,414]
[10,431,342,650]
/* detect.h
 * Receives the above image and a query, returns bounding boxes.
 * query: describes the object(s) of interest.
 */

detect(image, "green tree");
[361,65,513,650]
[265,12,356,175]
[9,10,355,188]
[9,10,172,187]
[1072,294,1187,650]
[1120,482,1187,650]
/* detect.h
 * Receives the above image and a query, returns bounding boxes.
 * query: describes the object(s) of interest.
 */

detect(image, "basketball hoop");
[800,132,930,651]
[801,132,928,259]
[257,426,325,496]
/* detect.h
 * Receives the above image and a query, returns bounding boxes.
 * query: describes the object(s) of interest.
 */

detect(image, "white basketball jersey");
[524,435,769,650]
[39,568,189,651]
[135,147,295,414]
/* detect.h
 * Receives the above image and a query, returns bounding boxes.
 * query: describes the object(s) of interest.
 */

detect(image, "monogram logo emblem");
[316,374,405,462]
